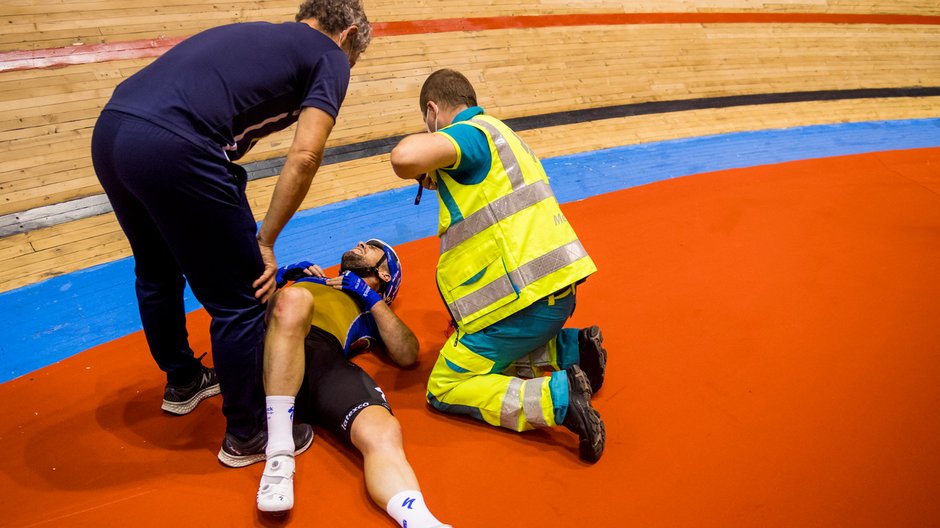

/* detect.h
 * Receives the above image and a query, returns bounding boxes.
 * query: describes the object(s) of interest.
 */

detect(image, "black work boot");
[578,326,607,393]
[562,365,605,463]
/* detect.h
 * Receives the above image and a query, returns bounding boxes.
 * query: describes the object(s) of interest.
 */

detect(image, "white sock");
[386,490,446,528]
[265,395,295,457]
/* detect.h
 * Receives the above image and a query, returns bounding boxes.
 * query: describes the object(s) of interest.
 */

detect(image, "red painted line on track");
[2,12,939,73]
[0,37,183,72]
[374,12,940,36]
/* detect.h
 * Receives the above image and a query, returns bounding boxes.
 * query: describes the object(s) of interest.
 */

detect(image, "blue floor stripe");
[1,118,938,382]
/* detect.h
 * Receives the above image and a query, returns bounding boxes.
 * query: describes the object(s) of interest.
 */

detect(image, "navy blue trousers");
[91,110,265,439]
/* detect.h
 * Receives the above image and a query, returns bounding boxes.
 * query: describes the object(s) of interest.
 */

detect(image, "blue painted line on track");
[1,118,938,382]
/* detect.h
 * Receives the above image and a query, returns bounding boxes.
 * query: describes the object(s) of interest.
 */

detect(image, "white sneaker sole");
[161,383,221,415]
[217,429,314,468]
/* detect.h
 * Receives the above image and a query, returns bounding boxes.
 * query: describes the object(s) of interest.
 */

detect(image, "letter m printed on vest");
[554,212,567,226]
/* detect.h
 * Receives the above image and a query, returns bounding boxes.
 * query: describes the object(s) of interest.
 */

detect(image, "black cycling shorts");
[294,326,392,443]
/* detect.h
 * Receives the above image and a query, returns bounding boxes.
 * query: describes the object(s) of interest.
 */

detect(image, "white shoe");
[257,454,295,513]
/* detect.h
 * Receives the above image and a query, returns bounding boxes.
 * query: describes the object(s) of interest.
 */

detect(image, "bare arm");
[370,301,419,367]
[253,107,336,303]
[389,132,458,181]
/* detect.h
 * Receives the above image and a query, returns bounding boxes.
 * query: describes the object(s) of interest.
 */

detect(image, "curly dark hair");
[295,0,372,57]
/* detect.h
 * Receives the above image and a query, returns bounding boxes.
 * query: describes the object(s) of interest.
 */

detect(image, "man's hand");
[275,261,327,288]
[417,173,438,190]
[326,271,382,309]
[253,240,278,303]
[301,263,327,278]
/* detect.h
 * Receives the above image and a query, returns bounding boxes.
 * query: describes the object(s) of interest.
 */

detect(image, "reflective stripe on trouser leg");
[503,327,580,377]
[504,338,559,379]
[499,377,554,430]
[427,333,559,431]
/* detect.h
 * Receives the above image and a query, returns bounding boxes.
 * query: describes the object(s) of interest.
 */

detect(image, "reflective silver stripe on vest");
[447,239,589,322]
[471,118,526,190]
[449,273,516,323]
[440,180,553,253]
[500,377,524,429]
[508,239,588,292]
[500,377,549,429]
[522,378,549,427]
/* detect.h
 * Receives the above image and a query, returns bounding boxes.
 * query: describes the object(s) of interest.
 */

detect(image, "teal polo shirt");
[437,106,491,185]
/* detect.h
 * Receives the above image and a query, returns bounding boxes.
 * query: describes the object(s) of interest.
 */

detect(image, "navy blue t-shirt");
[106,22,350,160]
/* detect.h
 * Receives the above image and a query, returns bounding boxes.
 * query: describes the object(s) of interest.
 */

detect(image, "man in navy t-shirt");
[90,0,372,467]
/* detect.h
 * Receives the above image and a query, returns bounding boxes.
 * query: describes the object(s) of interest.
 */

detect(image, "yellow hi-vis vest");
[434,114,597,333]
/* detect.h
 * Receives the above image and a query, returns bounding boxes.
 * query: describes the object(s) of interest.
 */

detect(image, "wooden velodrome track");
[1,1,940,526]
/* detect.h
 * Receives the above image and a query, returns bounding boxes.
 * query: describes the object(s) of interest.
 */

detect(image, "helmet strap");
[340,246,389,293]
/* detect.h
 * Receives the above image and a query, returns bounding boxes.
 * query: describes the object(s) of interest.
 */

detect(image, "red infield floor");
[1,147,939,527]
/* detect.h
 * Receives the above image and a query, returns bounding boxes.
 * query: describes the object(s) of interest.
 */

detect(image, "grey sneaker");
[562,365,605,463]
[578,326,607,393]
[218,423,314,468]
[161,355,220,415]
